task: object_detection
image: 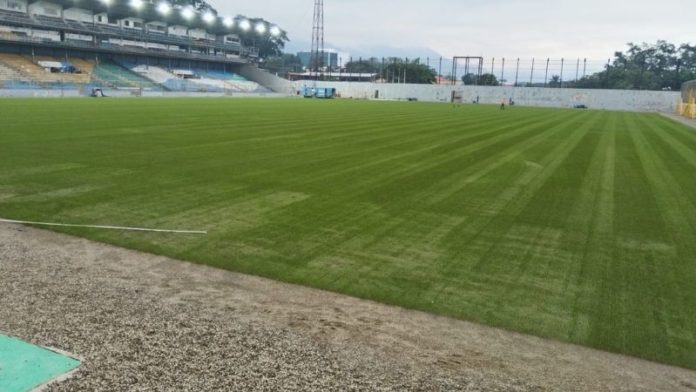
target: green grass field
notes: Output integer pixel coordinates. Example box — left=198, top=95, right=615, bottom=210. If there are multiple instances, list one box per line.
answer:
left=1, top=98, right=695, bottom=368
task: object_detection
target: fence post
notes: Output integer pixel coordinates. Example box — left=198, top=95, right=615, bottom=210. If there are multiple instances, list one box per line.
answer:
left=501, top=57, right=505, bottom=86
left=583, top=58, right=587, bottom=78
left=514, top=58, right=520, bottom=86
left=439, top=57, right=442, bottom=83
left=530, top=58, right=535, bottom=86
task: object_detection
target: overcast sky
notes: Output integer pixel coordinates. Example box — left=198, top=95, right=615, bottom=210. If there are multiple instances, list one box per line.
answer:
left=211, top=0, right=694, bottom=60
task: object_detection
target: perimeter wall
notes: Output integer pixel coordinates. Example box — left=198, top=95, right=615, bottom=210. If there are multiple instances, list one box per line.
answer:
left=295, top=81, right=680, bottom=112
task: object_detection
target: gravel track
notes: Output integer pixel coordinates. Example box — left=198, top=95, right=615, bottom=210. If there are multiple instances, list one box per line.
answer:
left=1, top=223, right=695, bottom=391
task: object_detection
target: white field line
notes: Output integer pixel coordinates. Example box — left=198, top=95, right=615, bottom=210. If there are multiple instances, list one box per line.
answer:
left=0, top=218, right=207, bottom=235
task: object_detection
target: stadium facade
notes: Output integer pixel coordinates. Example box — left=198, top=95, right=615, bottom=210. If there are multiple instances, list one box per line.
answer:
left=0, top=0, right=285, bottom=93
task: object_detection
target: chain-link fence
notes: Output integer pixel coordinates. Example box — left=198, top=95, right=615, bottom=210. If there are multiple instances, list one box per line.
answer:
left=297, top=56, right=612, bottom=87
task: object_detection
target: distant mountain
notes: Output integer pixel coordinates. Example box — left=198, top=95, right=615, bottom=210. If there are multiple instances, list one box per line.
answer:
left=285, top=40, right=445, bottom=62
left=340, top=45, right=445, bottom=61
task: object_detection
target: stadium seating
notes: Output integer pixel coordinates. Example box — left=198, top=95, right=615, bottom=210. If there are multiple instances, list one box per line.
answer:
left=127, top=64, right=223, bottom=92
left=0, top=53, right=274, bottom=93
left=0, top=61, right=26, bottom=81
left=91, top=60, right=161, bottom=90
left=195, top=69, right=269, bottom=93
left=0, top=53, right=91, bottom=84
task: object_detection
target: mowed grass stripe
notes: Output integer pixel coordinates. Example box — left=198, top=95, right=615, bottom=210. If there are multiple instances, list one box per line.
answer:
left=1, top=99, right=696, bottom=369
left=617, top=115, right=692, bottom=365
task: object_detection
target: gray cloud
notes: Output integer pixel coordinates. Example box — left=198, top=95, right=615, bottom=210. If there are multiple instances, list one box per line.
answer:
left=211, top=0, right=695, bottom=59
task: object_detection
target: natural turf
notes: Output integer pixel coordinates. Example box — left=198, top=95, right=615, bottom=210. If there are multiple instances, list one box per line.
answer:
left=1, top=98, right=695, bottom=369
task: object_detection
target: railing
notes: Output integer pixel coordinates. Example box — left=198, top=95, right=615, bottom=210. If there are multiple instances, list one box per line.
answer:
left=0, top=10, right=244, bottom=54
left=0, top=33, right=247, bottom=64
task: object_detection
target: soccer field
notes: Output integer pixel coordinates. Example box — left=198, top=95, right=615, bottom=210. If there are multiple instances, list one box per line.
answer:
left=1, top=98, right=695, bottom=369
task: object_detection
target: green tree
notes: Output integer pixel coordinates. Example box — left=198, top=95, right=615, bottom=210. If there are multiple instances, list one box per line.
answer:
left=548, top=75, right=561, bottom=88
left=345, top=58, right=381, bottom=73
left=235, top=16, right=289, bottom=59
left=262, top=54, right=303, bottom=76
left=383, top=58, right=436, bottom=84
left=461, top=73, right=498, bottom=85
left=567, top=41, right=696, bottom=90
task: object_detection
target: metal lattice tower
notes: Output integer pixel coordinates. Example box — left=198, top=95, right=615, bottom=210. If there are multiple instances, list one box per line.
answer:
left=309, top=0, right=324, bottom=78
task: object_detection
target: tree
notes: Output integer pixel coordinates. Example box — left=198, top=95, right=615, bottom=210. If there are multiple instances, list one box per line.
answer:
left=548, top=75, right=561, bottom=88
left=462, top=73, right=498, bottom=85
left=461, top=73, right=477, bottom=85
left=566, top=41, right=696, bottom=91
left=235, top=16, right=289, bottom=59
left=345, top=58, right=381, bottom=73
left=382, top=58, right=436, bottom=84
left=262, top=54, right=303, bottom=76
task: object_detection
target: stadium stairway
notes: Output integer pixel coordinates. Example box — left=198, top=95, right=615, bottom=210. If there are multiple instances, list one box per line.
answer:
left=194, top=69, right=269, bottom=93
left=128, top=64, right=222, bottom=93
left=91, top=60, right=163, bottom=90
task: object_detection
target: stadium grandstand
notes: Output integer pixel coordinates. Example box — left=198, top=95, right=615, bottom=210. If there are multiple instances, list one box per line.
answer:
left=0, top=0, right=285, bottom=94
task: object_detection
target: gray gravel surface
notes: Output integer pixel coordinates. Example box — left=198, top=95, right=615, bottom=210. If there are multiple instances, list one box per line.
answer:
left=662, top=113, right=696, bottom=129
left=1, top=223, right=695, bottom=391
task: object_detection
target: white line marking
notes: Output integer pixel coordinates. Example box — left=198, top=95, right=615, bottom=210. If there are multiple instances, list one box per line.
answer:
left=0, top=219, right=207, bottom=235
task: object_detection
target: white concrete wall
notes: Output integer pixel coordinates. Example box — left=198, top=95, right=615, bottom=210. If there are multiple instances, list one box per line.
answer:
left=120, top=18, right=144, bottom=30
left=146, top=22, right=166, bottom=34
left=294, top=81, right=680, bottom=112
left=63, top=8, right=93, bottom=23
left=168, top=25, right=187, bottom=37
left=188, top=28, right=206, bottom=40
left=28, top=1, right=61, bottom=17
left=0, top=89, right=290, bottom=98
left=0, top=0, right=27, bottom=13
left=239, top=65, right=295, bottom=94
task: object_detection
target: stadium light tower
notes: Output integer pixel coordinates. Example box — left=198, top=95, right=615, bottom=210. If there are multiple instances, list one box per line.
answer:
left=309, top=0, right=325, bottom=79
left=202, top=11, right=216, bottom=24
left=156, top=1, right=171, bottom=15
left=181, top=6, right=195, bottom=20
left=129, top=0, right=144, bottom=10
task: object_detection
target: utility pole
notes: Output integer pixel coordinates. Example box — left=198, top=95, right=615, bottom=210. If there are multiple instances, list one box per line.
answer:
left=309, top=0, right=324, bottom=81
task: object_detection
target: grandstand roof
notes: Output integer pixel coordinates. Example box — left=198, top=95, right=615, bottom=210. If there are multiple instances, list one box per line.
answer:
left=40, top=0, right=266, bottom=36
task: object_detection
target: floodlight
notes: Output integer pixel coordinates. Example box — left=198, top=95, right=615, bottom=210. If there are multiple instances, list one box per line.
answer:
left=255, top=22, right=266, bottom=34
left=202, top=11, right=215, bottom=24
left=222, top=17, right=234, bottom=28
left=129, top=0, right=143, bottom=10
left=269, top=25, right=281, bottom=36
left=181, top=6, right=195, bottom=20
left=99, top=0, right=111, bottom=6
left=156, top=1, right=171, bottom=15
left=239, top=19, right=251, bottom=31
